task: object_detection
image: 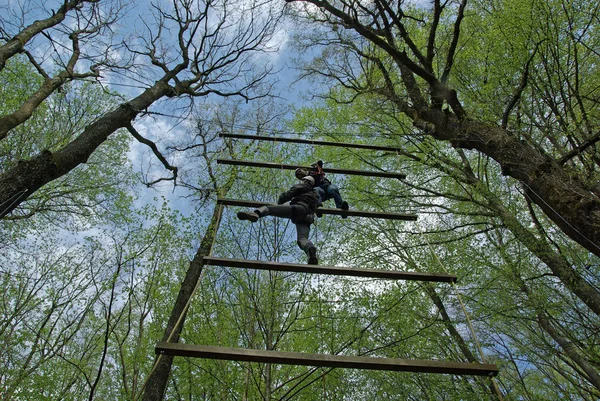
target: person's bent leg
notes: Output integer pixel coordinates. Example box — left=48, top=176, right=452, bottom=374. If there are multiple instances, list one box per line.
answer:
left=314, top=187, right=326, bottom=217
left=327, top=184, right=348, bottom=210
left=315, top=187, right=326, bottom=206
left=296, top=222, right=318, bottom=265
left=237, top=205, right=271, bottom=222
left=240, top=204, right=300, bottom=221
left=265, top=204, right=293, bottom=219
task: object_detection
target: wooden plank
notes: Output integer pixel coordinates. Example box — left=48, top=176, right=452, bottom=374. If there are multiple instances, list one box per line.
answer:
left=155, top=343, right=499, bottom=377
left=219, top=133, right=405, bottom=153
left=218, top=198, right=417, bottom=221
left=217, top=159, right=406, bottom=180
left=204, top=257, right=457, bottom=283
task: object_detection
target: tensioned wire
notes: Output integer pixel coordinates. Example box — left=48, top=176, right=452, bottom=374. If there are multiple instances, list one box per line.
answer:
left=140, top=111, right=600, bottom=256
left=141, top=110, right=600, bottom=256
left=141, top=110, right=600, bottom=257
left=417, top=220, right=504, bottom=400
left=0, top=188, right=28, bottom=217
left=518, top=182, right=600, bottom=254
left=510, top=181, right=600, bottom=283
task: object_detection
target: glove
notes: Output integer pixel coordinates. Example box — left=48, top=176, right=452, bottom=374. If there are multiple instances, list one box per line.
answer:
left=277, top=194, right=286, bottom=204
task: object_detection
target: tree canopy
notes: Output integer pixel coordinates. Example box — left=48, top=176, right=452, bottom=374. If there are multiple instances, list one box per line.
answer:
left=1, top=0, right=599, bottom=400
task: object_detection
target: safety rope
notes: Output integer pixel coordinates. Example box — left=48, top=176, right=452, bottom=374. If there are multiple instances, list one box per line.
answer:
left=0, top=188, right=28, bottom=217
left=417, top=221, right=504, bottom=400
left=519, top=182, right=600, bottom=253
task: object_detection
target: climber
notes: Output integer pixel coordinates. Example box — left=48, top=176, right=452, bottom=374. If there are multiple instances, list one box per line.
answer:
left=237, top=175, right=320, bottom=265
left=295, top=160, right=349, bottom=216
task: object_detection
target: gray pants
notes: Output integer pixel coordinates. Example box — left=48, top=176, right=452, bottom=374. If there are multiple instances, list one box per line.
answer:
left=264, top=205, right=315, bottom=252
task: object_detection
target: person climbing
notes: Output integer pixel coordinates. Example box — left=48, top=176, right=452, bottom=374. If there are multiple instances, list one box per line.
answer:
left=237, top=175, right=320, bottom=265
left=295, top=160, right=349, bottom=216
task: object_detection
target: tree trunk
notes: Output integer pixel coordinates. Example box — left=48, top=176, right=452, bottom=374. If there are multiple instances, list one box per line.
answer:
left=513, top=275, right=600, bottom=393
left=535, top=310, right=600, bottom=393
left=141, top=199, right=228, bottom=400
left=0, top=80, right=174, bottom=218
left=0, top=59, right=96, bottom=141
left=415, top=110, right=600, bottom=259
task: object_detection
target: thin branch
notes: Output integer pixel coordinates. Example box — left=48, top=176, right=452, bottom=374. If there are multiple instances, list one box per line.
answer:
left=126, top=124, right=178, bottom=187
left=0, top=32, right=100, bottom=140
left=427, top=0, right=443, bottom=70
left=558, top=130, right=600, bottom=165
left=440, top=0, right=467, bottom=84
left=376, top=0, right=429, bottom=70
left=501, top=40, right=544, bottom=129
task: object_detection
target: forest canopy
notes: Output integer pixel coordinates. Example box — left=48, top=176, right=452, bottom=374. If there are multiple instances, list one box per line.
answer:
left=1, top=0, right=599, bottom=400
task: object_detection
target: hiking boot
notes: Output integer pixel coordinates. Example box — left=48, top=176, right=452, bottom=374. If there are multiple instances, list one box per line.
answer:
left=255, top=206, right=270, bottom=217
left=340, top=201, right=349, bottom=218
left=307, top=247, right=318, bottom=265
left=237, top=211, right=259, bottom=222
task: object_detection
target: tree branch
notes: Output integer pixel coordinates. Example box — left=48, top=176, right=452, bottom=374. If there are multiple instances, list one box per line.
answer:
left=0, top=0, right=96, bottom=70
left=558, top=130, right=600, bottom=166
left=0, top=33, right=100, bottom=141
left=440, top=0, right=467, bottom=84
left=126, top=124, right=178, bottom=187
left=501, top=40, right=543, bottom=129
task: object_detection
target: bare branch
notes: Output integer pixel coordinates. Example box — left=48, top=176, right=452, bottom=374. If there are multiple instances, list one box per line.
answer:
left=126, top=124, right=178, bottom=188
left=0, top=0, right=282, bottom=217
left=375, top=0, right=430, bottom=71
left=0, top=0, right=98, bottom=70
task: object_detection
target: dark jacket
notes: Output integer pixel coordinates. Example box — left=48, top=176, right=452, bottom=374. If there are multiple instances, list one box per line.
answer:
left=278, top=181, right=319, bottom=212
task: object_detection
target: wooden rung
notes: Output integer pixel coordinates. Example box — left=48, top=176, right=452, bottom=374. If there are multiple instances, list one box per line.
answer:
left=218, top=198, right=417, bottom=221
left=217, top=159, right=406, bottom=180
left=219, top=133, right=406, bottom=153
left=204, top=257, right=457, bottom=283
left=155, top=343, right=498, bottom=377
